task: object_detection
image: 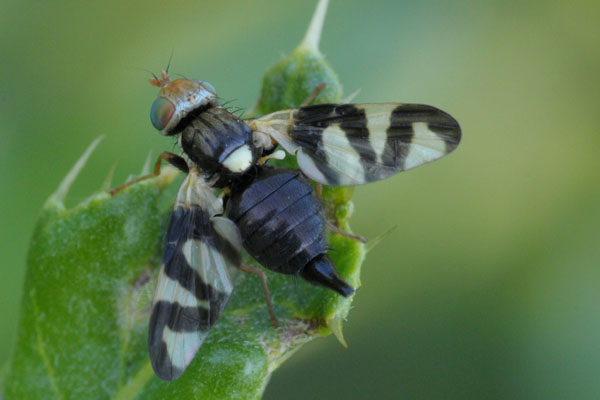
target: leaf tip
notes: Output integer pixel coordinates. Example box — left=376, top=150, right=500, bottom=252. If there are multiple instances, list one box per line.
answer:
left=46, top=136, right=104, bottom=208
left=365, top=225, right=398, bottom=253
left=100, top=160, right=119, bottom=192
left=327, top=313, right=348, bottom=348
left=342, top=88, right=361, bottom=104
left=140, top=151, right=153, bottom=175
left=300, top=0, right=329, bottom=54
left=255, top=0, right=342, bottom=114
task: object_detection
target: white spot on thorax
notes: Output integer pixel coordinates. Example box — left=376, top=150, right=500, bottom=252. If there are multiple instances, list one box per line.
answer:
left=222, top=145, right=253, bottom=173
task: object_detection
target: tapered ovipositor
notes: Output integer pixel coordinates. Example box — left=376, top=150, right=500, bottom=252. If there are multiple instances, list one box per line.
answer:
left=46, top=136, right=104, bottom=209
left=300, top=255, right=354, bottom=297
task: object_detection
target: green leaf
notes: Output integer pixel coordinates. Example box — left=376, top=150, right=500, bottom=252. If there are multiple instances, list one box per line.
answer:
left=2, top=0, right=365, bottom=398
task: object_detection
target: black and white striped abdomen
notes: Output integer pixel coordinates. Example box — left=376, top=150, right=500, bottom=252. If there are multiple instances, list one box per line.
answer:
left=226, top=167, right=328, bottom=275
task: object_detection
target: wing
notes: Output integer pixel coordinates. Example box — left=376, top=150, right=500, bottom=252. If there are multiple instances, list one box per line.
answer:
left=148, top=169, right=242, bottom=381
left=250, top=103, right=461, bottom=186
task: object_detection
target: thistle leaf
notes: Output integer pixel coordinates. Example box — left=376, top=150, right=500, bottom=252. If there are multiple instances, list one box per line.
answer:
left=3, top=1, right=365, bottom=398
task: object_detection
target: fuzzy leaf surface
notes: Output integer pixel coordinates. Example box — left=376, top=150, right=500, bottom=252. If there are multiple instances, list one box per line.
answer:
left=3, top=2, right=365, bottom=397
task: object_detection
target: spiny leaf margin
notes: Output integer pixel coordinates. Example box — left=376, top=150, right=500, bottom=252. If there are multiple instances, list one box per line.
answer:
left=3, top=0, right=366, bottom=398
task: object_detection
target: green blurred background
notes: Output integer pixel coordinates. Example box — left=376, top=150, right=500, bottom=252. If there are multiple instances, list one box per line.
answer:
left=2, top=0, right=599, bottom=398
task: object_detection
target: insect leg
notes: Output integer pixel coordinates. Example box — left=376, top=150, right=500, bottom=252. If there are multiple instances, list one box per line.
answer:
left=257, top=150, right=286, bottom=165
left=110, top=151, right=188, bottom=196
left=218, top=186, right=231, bottom=200
left=315, top=183, right=323, bottom=198
left=300, top=82, right=326, bottom=107
left=240, top=264, right=280, bottom=328
left=327, top=221, right=366, bottom=243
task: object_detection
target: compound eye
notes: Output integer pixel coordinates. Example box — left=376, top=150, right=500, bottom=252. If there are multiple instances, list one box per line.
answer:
left=150, top=97, right=175, bottom=131
left=200, top=81, right=216, bottom=94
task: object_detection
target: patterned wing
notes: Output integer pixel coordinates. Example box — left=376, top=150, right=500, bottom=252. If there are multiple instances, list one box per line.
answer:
left=148, top=169, right=242, bottom=381
left=251, top=103, right=461, bottom=186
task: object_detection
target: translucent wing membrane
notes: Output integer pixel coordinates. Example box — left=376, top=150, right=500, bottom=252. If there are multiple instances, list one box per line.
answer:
left=252, top=103, right=461, bottom=186
left=148, top=169, right=242, bottom=380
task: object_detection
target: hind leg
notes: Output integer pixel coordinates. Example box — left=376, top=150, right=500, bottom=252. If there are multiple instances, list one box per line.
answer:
left=240, top=264, right=280, bottom=329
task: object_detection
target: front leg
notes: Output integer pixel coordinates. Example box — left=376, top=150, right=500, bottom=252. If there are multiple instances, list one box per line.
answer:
left=110, top=151, right=188, bottom=196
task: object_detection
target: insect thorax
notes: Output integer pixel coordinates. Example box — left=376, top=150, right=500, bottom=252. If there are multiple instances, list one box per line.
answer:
left=180, top=106, right=259, bottom=182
